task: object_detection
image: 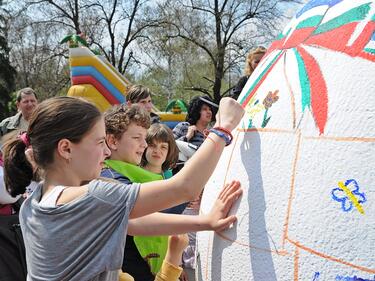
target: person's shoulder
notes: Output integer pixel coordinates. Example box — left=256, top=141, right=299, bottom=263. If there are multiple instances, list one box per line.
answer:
left=88, top=178, right=140, bottom=205
left=0, top=116, right=11, bottom=133
left=0, top=116, right=11, bottom=125
left=3, top=112, right=22, bottom=123
left=88, top=178, right=126, bottom=196
left=174, top=122, right=189, bottom=129
left=162, top=169, right=173, bottom=179
left=100, top=167, right=132, bottom=185
left=100, top=167, right=117, bottom=179
left=0, top=112, right=22, bottom=134
left=231, top=75, right=250, bottom=99
left=20, top=183, right=42, bottom=214
left=150, top=113, right=161, bottom=124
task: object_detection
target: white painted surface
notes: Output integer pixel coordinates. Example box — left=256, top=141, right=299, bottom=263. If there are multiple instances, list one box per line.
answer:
left=197, top=1, right=375, bottom=280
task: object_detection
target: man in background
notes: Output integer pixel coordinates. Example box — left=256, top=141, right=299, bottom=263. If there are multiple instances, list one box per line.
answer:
left=0, top=87, right=38, bottom=135
left=126, top=84, right=160, bottom=124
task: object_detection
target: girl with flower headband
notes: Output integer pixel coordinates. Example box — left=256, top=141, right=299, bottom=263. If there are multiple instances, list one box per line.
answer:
left=2, top=96, right=243, bottom=280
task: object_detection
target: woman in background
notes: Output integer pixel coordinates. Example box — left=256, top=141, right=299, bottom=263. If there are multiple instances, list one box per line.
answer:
left=232, top=46, right=267, bottom=100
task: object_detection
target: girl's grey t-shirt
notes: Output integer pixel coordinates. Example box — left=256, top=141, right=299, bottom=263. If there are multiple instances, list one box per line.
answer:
left=19, top=179, right=140, bottom=281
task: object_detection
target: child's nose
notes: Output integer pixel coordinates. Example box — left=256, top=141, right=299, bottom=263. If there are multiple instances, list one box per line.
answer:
left=142, top=139, right=148, bottom=148
left=104, top=144, right=111, bottom=157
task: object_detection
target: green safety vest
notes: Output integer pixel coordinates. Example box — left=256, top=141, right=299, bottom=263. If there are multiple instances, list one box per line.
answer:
left=104, top=160, right=168, bottom=275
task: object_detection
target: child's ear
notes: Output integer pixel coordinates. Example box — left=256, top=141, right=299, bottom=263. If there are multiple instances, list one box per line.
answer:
left=56, top=139, right=72, bottom=161
left=106, top=134, right=118, bottom=150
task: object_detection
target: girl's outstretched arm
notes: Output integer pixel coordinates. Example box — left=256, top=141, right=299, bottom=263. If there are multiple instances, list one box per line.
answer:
left=130, top=98, right=244, bottom=219
left=128, top=181, right=242, bottom=235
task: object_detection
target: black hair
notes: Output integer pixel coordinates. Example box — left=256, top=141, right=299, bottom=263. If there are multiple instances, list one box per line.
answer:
left=186, top=95, right=216, bottom=125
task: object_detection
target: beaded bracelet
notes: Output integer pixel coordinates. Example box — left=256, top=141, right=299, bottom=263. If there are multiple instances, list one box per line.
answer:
left=213, top=126, right=233, bottom=142
left=208, top=128, right=232, bottom=146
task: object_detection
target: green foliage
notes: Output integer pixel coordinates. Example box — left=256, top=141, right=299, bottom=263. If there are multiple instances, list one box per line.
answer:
left=137, top=68, right=171, bottom=110
left=0, top=1, right=17, bottom=119
left=136, top=37, right=218, bottom=109
left=6, top=90, right=17, bottom=113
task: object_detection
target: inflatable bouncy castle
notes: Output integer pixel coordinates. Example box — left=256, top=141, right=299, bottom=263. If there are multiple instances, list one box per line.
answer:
left=197, top=1, right=375, bottom=280
left=67, top=46, right=130, bottom=112
left=65, top=44, right=186, bottom=125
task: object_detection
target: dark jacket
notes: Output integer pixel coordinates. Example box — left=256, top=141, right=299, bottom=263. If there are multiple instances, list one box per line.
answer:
left=0, top=200, right=27, bottom=281
left=150, top=112, right=160, bottom=124
left=231, top=75, right=249, bottom=100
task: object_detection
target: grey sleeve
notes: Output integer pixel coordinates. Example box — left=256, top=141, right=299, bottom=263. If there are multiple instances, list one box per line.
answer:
left=89, top=179, right=140, bottom=212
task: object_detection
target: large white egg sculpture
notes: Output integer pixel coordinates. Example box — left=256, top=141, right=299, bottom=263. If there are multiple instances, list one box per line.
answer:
left=197, top=1, right=375, bottom=280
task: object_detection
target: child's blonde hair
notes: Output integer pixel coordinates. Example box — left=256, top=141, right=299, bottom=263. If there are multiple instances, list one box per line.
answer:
left=244, top=46, right=267, bottom=76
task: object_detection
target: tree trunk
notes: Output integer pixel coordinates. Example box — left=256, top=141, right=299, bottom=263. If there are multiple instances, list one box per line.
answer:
left=213, top=47, right=225, bottom=104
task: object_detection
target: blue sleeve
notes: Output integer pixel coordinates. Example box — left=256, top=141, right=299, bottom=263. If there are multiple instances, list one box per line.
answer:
left=101, top=168, right=132, bottom=185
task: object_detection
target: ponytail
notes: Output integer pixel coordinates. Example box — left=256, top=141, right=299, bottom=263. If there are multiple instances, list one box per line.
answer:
left=2, top=97, right=102, bottom=196
left=3, top=138, right=33, bottom=196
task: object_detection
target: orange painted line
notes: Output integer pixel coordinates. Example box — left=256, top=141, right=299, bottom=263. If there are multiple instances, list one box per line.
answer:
left=294, top=247, right=299, bottom=281
left=237, top=127, right=296, bottom=134
left=282, top=131, right=302, bottom=248
left=215, top=232, right=291, bottom=257
left=223, top=130, right=241, bottom=184
left=304, top=135, right=375, bottom=143
left=283, top=53, right=296, bottom=129
left=288, top=239, right=375, bottom=274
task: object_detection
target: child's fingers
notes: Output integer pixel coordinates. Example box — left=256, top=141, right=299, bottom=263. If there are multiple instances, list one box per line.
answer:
left=217, top=181, right=231, bottom=198
left=215, top=215, right=237, bottom=232
left=220, top=180, right=241, bottom=201
left=221, top=188, right=243, bottom=215
left=218, top=180, right=238, bottom=198
left=219, top=180, right=240, bottom=200
left=168, top=234, right=189, bottom=252
left=169, top=234, right=189, bottom=246
left=223, top=187, right=243, bottom=204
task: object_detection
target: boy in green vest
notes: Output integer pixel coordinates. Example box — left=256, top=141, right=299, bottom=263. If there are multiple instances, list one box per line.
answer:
left=102, top=104, right=185, bottom=280
left=101, top=104, right=241, bottom=281
left=101, top=104, right=161, bottom=280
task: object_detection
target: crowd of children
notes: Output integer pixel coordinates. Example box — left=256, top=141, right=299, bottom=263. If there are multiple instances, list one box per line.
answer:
left=0, top=84, right=245, bottom=281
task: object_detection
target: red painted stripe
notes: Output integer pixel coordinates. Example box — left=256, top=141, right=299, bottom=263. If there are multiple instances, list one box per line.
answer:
left=267, top=39, right=285, bottom=54
left=358, top=51, right=375, bottom=62
left=296, top=46, right=328, bottom=135
left=306, top=22, right=375, bottom=60
left=348, top=21, right=375, bottom=55
left=72, top=76, right=120, bottom=105
left=242, top=51, right=285, bottom=107
left=283, top=27, right=316, bottom=49
left=306, top=23, right=355, bottom=50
